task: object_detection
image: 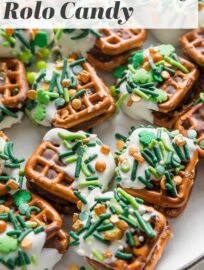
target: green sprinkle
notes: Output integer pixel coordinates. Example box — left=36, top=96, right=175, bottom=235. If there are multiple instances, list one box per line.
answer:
left=126, top=231, right=135, bottom=247
left=65, top=155, right=77, bottom=164
left=33, top=226, right=44, bottom=234
left=92, top=250, right=104, bottom=262
left=69, top=58, right=86, bottom=67
left=69, top=230, right=79, bottom=241
left=97, top=223, right=114, bottom=232
left=164, top=56, right=189, bottom=73
left=172, top=142, right=185, bottom=161
left=0, top=103, right=18, bottom=118
left=63, top=140, right=72, bottom=150
left=16, top=215, right=27, bottom=228
left=138, top=176, right=154, bottom=189
left=79, top=180, right=100, bottom=188
left=87, top=163, right=95, bottom=174
left=26, top=206, right=41, bottom=219
left=49, top=72, right=58, bottom=92
left=59, top=151, right=75, bottom=159
left=70, top=89, right=87, bottom=101
left=58, top=132, right=87, bottom=141
left=73, top=191, right=87, bottom=204
left=115, top=251, right=133, bottom=260
left=86, top=176, right=99, bottom=181
left=84, top=154, right=98, bottom=164
left=141, top=151, right=155, bottom=167
left=131, top=160, right=138, bottom=181
left=153, top=145, right=162, bottom=162
left=17, top=229, right=32, bottom=243
left=115, top=93, right=128, bottom=113
left=81, top=163, right=91, bottom=177
left=183, top=142, right=190, bottom=161
left=115, top=133, right=127, bottom=141
left=134, top=210, right=155, bottom=237
left=117, top=188, right=139, bottom=209
left=93, top=232, right=110, bottom=245
left=64, top=88, right=70, bottom=103
left=60, top=58, right=68, bottom=82
left=133, top=88, right=149, bottom=100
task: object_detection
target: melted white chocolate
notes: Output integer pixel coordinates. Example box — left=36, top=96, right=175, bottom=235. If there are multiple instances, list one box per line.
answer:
left=0, top=223, right=62, bottom=270
left=55, top=30, right=96, bottom=57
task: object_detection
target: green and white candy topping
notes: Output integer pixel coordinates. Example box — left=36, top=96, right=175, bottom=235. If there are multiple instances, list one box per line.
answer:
left=115, top=126, right=198, bottom=197
left=43, top=128, right=116, bottom=193
left=0, top=190, right=62, bottom=270
left=112, top=45, right=190, bottom=122
left=72, top=188, right=157, bottom=264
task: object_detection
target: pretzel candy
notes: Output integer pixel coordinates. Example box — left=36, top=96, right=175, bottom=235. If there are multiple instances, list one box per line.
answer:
left=0, top=29, right=54, bottom=65
left=25, top=128, right=116, bottom=214
left=0, top=191, right=67, bottom=269
left=0, top=131, right=26, bottom=197
left=175, top=101, right=204, bottom=159
left=114, top=44, right=199, bottom=124
left=55, top=29, right=147, bottom=71
left=180, top=28, right=204, bottom=67
left=72, top=188, right=172, bottom=270
left=26, top=57, right=114, bottom=130
left=115, top=126, right=199, bottom=218
left=0, top=58, right=28, bottom=129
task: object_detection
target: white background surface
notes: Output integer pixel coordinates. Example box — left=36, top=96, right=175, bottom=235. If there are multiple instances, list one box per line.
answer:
left=5, top=32, right=204, bottom=270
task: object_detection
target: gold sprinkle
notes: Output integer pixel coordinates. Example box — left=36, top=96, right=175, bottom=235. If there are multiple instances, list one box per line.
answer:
left=94, top=204, right=106, bottom=216
left=71, top=99, right=82, bottom=111
left=27, top=90, right=37, bottom=100
left=6, top=179, right=19, bottom=190
left=131, top=94, right=141, bottom=102
left=116, top=140, right=125, bottom=151
left=95, top=161, right=106, bottom=172
left=161, top=71, right=170, bottom=79
left=173, top=175, right=183, bottom=186
left=100, top=145, right=110, bottom=155
left=20, top=238, right=32, bottom=249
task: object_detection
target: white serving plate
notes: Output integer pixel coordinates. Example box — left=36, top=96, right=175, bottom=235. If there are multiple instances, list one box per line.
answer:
left=5, top=31, right=204, bottom=270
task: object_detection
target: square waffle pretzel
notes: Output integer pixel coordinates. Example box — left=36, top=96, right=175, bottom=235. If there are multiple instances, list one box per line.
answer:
left=53, top=61, right=115, bottom=130
left=0, top=58, right=28, bottom=109
left=157, top=57, right=200, bottom=113
left=180, top=28, right=204, bottom=67
left=87, top=29, right=147, bottom=71
left=175, top=102, right=204, bottom=159
left=86, top=205, right=171, bottom=270
left=152, top=71, right=204, bottom=128
left=96, top=29, right=147, bottom=56
left=122, top=148, right=199, bottom=218
left=25, top=141, right=78, bottom=214
left=5, top=192, right=62, bottom=239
